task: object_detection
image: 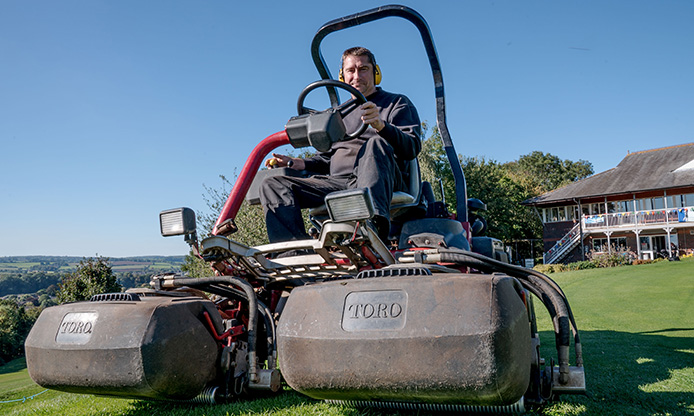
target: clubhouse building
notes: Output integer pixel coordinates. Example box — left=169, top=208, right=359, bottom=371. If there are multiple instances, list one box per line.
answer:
left=523, top=143, right=694, bottom=264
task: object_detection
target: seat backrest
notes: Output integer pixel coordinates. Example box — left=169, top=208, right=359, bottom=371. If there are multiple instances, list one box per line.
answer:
left=405, top=157, right=421, bottom=204
left=393, top=158, right=421, bottom=204
left=389, top=158, right=424, bottom=222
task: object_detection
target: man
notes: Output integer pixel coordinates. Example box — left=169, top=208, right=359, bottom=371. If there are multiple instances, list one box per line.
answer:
left=259, top=46, right=421, bottom=243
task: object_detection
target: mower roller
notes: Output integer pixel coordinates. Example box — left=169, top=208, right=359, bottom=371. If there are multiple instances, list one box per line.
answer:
left=25, top=4, right=585, bottom=412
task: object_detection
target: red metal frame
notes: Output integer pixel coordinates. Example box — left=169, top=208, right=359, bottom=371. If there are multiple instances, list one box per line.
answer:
left=213, top=130, right=290, bottom=235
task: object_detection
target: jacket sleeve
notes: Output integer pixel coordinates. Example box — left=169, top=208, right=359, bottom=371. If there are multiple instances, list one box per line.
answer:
left=378, top=95, right=422, bottom=161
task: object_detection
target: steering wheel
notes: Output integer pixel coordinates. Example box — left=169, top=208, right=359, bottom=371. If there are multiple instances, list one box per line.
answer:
left=296, top=79, right=368, bottom=139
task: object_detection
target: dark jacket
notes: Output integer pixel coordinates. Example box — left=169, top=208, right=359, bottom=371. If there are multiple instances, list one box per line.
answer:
left=302, top=87, right=421, bottom=177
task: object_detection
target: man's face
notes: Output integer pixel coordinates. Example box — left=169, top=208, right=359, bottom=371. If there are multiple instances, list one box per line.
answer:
left=342, top=54, right=377, bottom=97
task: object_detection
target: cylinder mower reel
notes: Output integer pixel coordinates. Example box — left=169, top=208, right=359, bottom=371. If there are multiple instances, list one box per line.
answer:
left=278, top=271, right=533, bottom=408
left=25, top=279, right=281, bottom=403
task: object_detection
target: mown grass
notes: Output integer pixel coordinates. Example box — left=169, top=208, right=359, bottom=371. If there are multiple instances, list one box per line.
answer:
left=2, top=258, right=693, bottom=415
left=534, top=258, right=694, bottom=415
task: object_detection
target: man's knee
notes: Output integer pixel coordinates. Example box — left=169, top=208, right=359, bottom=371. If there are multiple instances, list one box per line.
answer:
left=362, top=135, right=395, bottom=159
left=259, top=176, right=293, bottom=207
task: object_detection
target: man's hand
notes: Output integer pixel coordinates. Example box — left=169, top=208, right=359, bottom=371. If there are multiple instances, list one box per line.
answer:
left=360, top=102, right=385, bottom=132
left=264, top=153, right=305, bottom=170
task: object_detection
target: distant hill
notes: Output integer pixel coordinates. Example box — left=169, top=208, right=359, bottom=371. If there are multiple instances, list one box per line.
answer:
left=0, top=256, right=185, bottom=275
left=0, top=256, right=185, bottom=297
left=0, top=256, right=179, bottom=362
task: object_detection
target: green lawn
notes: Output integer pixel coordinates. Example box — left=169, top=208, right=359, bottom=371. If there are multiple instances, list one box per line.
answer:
left=535, top=258, right=694, bottom=415
left=2, top=258, right=693, bottom=416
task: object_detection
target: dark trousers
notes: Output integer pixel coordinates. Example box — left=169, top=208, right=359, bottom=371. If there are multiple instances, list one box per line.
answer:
left=260, top=136, right=403, bottom=243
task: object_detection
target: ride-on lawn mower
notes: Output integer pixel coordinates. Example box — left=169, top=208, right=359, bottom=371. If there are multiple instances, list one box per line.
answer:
left=25, top=5, right=585, bottom=413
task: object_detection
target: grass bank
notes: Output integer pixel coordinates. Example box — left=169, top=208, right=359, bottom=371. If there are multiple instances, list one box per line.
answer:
left=2, top=259, right=693, bottom=415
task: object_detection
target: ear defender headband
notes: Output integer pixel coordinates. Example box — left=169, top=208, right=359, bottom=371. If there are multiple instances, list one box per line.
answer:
left=338, top=62, right=382, bottom=85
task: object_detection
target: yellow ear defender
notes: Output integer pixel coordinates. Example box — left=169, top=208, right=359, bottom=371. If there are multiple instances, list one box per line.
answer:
left=338, top=64, right=382, bottom=85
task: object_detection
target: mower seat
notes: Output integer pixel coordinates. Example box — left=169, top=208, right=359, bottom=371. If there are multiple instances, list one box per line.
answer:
left=309, top=158, right=422, bottom=221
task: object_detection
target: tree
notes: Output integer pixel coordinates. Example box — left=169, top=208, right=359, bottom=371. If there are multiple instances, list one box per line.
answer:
left=461, top=155, right=538, bottom=241
left=418, top=125, right=455, bottom=207
left=199, top=174, right=269, bottom=247
left=117, top=272, right=155, bottom=289
left=180, top=251, right=215, bottom=278
left=418, top=127, right=592, bottom=262
left=0, top=299, right=33, bottom=364
left=57, top=256, right=122, bottom=304
left=505, top=150, right=593, bottom=196
left=419, top=126, right=534, bottom=240
left=0, top=272, right=61, bottom=297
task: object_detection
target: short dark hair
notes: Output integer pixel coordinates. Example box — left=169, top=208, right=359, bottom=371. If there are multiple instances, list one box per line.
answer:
left=341, top=46, right=377, bottom=68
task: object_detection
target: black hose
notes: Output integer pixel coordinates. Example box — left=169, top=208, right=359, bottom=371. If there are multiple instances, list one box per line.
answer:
left=162, top=276, right=260, bottom=383
left=438, top=248, right=581, bottom=346
left=208, top=284, right=277, bottom=369
left=430, top=248, right=582, bottom=382
left=257, top=300, right=278, bottom=370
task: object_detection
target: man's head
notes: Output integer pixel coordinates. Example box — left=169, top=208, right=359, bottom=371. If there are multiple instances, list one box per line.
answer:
left=339, top=47, right=381, bottom=97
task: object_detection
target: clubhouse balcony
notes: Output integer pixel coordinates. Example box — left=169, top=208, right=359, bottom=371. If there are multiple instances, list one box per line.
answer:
left=544, top=206, right=694, bottom=264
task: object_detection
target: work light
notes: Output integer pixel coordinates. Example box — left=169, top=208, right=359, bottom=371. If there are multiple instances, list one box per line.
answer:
left=159, top=207, right=196, bottom=237
left=325, top=188, right=375, bottom=223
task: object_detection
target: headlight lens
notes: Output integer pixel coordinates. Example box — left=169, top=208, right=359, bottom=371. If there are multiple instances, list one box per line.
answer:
left=159, top=207, right=196, bottom=237
left=325, top=188, right=374, bottom=223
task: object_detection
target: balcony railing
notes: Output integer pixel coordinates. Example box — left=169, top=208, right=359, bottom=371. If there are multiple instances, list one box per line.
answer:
left=543, top=206, right=693, bottom=264
left=583, top=207, right=694, bottom=230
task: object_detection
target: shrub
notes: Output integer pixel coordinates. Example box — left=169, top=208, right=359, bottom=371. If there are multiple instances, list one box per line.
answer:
left=532, top=264, right=554, bottom=274
left=569, top=260, right=596, bottom=270
left=533, top=263, right=567, bottom=274
left=539, top=244, right=636, bottom=273
left=587, top=244, right=634, bottom=268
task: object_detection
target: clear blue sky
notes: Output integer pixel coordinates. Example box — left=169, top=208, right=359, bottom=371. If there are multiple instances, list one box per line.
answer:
left=2, top=0, right=693, bottom=257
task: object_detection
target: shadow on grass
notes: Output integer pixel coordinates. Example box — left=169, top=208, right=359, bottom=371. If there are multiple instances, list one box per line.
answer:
left=112, top=331, right=693, bottom=416
left=639, top=327, right=694, bottom=335
left=541, top=329, right=694, bottom=416
left=117, top=389, right=330, bottom=416
left=0, top=357, right=27, bottom=375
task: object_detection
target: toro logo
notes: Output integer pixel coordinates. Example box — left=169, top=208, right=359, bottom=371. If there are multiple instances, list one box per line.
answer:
left=56, top=312, right=98, bottom=344
left=342, top=290, right=407, bottom=331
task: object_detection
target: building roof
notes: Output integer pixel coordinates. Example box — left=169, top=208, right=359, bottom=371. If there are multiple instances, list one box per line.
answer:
left=524, top=143, right=694, bottom=206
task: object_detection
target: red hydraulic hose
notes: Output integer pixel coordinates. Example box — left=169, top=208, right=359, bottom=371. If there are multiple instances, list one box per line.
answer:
left=213, top=130, right=290, bottom=235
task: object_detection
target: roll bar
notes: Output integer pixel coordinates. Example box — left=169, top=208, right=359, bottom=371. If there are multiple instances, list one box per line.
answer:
left=309, top=4, right=468, bottom=221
